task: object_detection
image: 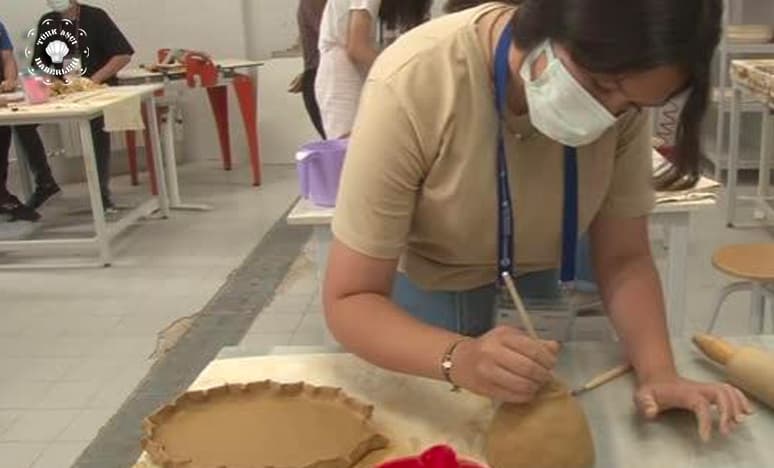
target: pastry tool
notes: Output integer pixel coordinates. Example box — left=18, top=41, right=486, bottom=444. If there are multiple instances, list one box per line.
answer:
left=501, top=272, right=539, bottom=340
left=570, top=363, right=633, bottom=397
left=501, top=272, right=631, bottom=398
left=693, top=333, right=774, bottom=409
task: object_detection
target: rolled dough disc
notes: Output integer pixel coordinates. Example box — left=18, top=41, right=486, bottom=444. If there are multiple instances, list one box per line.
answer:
left=142, top=381, right=389, bottom=468
left=485, top=381, right=595, bottom=468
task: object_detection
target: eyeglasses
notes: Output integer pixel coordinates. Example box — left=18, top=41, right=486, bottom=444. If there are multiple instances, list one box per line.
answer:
left=590, top=73, right=691, bottom=109
left=566, top=58, right=691, bottom=114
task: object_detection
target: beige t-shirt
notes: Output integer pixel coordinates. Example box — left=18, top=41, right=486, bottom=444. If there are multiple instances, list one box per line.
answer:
left=332, top=3, right=655, bottom=291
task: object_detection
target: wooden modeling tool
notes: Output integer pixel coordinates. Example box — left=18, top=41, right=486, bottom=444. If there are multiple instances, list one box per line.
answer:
left=693, top=333, right=774, bottom=409
left=570, top=364, right=633, bottom=397
left=500, top=272, right=630, bottom=397
left=501, top=272, right=539, bottom=340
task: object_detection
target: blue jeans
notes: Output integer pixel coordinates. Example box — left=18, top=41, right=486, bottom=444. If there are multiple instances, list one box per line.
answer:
left=392, top=237, right=597, bottom=336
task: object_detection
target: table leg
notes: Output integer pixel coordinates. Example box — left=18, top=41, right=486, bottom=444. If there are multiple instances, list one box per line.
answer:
left=125, top=130, right=140, bottom=186
left=714, top=43, right=728, bottom=181
left=160, top=102, right=211, bottom=211
left=665, top=213, right=690, bottom=336
left=314, top=226, right=332, bottom=282
left=162, top=103, right=181, bottom=207
left=140, top=104, right=159, bottom=196
left=233, top=74, right=261, bottom=186
left=206, top=86, right=232, bottom=171
left=11, top=130, right=34, bottom=200
left=146, top=97, right=171, bottom=218
left=755, top=110, right=773, bottom=221
left=314, top=227, right=337, bottom=346
left=726, top=86, right=742, bottom=228
left=771, top=297, right=774, bottom=334
left=78, top=119, right=110, bottom=266
left=750, top=284, right=766, bottom=334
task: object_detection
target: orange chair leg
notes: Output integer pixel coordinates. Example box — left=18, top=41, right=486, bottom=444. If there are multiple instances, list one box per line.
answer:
left=126, top=131, right=139, bottom=186
left=206, top=85, right=232, bottom=171
left=140, top=104, right=159, bottom=196
left=233, top=74, right=261, bottom=186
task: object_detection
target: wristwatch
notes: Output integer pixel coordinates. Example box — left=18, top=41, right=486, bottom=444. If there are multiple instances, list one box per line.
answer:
left=441, top=339, right=468, bottom=392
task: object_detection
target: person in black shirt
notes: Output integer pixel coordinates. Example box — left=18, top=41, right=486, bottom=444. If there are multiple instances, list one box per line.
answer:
left=35, top=0, right=134, bottom=211
left=0, top=20, right=59, bottom=222
left=290, top=0, right=327, bottom=140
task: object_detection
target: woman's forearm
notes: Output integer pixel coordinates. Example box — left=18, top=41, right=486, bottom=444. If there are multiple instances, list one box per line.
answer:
left=90, top=55, right=131, bottom=85
left=597, top=254, right=678, bottom=383
left=326, top=293, right=462, bottom=380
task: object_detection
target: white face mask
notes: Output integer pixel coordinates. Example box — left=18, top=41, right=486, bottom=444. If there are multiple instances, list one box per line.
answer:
left=47, top=0, right=72, bottom=13
left=520, top=40, right=617, bottom=147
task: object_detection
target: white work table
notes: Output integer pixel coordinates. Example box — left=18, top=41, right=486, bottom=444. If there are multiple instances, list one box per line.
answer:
left=726, top=59, right=774, bottom=228
left=0, top=84, right=169, bottom=267
left=116, top=57, right=266, bottom=194
left=117, top=59, right=264, bottom=83
left=287, top=190, right=716, bottom=338
left=135, top=336, right=774, bottom=467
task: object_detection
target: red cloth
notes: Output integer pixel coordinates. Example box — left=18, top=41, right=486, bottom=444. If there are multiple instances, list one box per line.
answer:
left=377, top=445, right=486, bottom=468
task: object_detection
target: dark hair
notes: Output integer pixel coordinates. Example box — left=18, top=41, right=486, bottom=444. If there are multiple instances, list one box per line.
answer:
left=379, top=0, right=433, bottom=31
left=511, top=0, right=722, bottom=190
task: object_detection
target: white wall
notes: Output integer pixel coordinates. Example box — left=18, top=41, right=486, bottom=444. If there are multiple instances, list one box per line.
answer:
left=99, top=0, right=248, bottom=63
left=741, top=1, right=774, bottom=23
left=259, top=57, right=319, bottom=164
left=241, top=0, right=446, bottom=61
left=2, top=1, right=51, bottom=71
left=243, top=0, right=300, bottom=60
left=0, top=0, right=248, bottom=64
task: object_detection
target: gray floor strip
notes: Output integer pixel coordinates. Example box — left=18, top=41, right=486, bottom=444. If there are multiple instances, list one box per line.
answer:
left=72, top=211, right=312, bottom=468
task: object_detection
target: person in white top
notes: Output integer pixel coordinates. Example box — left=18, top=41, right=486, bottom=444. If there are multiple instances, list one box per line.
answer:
left=315, top=0, right=431, bottom=139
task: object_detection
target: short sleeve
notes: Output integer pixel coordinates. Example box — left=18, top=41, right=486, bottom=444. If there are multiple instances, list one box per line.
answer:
left=0, top=22, right=12, bottom=51
left=597, top=110, right=656, bottom=219
left=332, top=78, right=429, bottom=259
left=97, top=10, right=134, bottom=57
left=349, top=0, right=381, bottom=20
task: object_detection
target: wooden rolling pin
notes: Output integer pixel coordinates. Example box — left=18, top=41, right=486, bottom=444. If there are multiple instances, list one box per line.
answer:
left=693, top=334, right=774, bottom=409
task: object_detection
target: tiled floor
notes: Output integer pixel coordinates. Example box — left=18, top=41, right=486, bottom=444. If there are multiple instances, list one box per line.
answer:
left=0, top=160, right=299, bottom=468
left=241, top=241, right=325, bottom=349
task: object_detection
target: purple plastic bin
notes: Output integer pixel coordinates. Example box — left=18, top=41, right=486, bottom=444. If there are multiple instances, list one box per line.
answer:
left=296, top=139, right=348, bottom=207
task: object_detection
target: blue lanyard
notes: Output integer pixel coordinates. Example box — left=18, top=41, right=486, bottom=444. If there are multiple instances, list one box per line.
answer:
left=494, top=23, right=578, bottom=286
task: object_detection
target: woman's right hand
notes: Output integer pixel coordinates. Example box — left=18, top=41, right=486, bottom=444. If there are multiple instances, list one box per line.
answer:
left=0, top=80, right=16, bottom=93
left=452, top=326, right=560, bottom=403
left=287, top=73, right=303, bottom=93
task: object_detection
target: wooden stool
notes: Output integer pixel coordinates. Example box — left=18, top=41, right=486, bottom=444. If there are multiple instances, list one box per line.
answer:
left=708, top=243, right=774, bottom=333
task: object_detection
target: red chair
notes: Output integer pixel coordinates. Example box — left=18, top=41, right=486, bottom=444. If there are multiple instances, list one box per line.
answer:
left=124, top=48, right=262, bottom=196
left=185, top=52, right=262, bottom=186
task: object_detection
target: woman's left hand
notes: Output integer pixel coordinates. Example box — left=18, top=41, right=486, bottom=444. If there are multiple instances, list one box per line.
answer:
left=634, top=375, right=754, bottom=442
